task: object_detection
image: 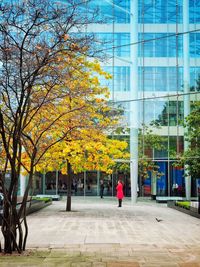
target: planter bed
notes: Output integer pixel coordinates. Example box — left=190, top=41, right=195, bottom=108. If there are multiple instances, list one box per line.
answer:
left=36, top=194, right=60, bottom=201
left=0, top=198, right=52, bottom=225
left=168, top=201, right=200, bottom=219
left=156, top=196, right=184, bottom=203
left=156, top=196, right=197, bottom=203
left=23, top=198, right=52, bottom=215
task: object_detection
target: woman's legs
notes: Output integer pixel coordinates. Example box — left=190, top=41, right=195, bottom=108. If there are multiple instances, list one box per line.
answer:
left=118, top=199, right=122, bottom=207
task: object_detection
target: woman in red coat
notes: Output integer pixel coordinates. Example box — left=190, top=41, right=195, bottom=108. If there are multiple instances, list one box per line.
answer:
left=116, top=180, right=124, bottom=207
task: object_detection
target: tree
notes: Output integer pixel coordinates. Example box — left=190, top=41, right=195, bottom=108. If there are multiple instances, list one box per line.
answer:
left=190, top=74, right=200, bottom=92
left=173, top=101, right=200, bottom=212
left=19, top=57, right=128, bottom=212
left=173, top=75, right=200, bottom=210
left=183, top=101, right=200, bottom=180
left=0, top=0, right=104, bottom=253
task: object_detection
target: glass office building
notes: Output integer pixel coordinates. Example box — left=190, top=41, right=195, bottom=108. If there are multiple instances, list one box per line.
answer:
left=83, top=0, right=200, bottom=200
left=17, top=0, right=200, bottom=200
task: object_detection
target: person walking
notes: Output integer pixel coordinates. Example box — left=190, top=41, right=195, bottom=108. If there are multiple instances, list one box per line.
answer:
left=116, top=180, right=124, bottom=207
left=100, top=179, right=104, bottom=198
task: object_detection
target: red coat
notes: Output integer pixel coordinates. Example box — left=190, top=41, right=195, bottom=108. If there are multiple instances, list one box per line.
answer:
left=116, top=182, right=124, bottom=199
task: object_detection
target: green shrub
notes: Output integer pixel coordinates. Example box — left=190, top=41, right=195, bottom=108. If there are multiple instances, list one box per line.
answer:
left=32, top=197, right=52, bottom=203
left=176, top=201, right=190, bottom=210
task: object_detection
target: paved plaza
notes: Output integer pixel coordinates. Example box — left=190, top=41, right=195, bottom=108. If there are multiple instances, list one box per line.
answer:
left=1, top=197, right=200, bottom=266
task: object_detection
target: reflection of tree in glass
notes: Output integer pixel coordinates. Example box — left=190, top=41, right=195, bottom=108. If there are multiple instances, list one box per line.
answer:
left=138, top=124, right=166, bottom=191
left=183, top=101, right=200, bottom=179
left=190, top=74, right=200, bottom=92
left=111, top=125, right=166, bottom=195
left=154, top=101, right=184, bottom=127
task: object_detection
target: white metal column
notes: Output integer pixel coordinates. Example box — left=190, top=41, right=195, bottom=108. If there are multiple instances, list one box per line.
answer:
left=42, top=172, right=46, bottom=194
left=183, top=0, right=191, bottom=200
left=20, top=173, right=26, bottom=196
left=97, top=170, right=100, bottom=196
left=56, top=170, right=58, bottom=195
left=130, top=0, right=138, bottom=204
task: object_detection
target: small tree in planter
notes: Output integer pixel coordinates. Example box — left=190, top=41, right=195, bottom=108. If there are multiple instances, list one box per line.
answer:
left=183, top=101, right=200, bottom=213
left=173, top=99, right=200, bottom=213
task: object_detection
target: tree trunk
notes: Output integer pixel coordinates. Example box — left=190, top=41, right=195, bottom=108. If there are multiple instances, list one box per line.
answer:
left=2, top=168, right=33, bottom=253
left=2, top=165, right=22, bottom=253
left=2, top=200, right=21, bottom=253
left=198, top=194, right=200, bottom=214
left=66, top=161, right=72, bottom=211
left=66, top=195, right=71, bottom=211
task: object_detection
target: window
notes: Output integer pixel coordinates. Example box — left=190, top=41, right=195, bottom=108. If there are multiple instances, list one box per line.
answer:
left=94, top=33, right=130, bottom=58
left=190, top=33, right=200, bottom=58
left=139, top=67, right=183, bottom=92
left=100, top=66, right=130, bottom=92
left=138, top=0, right=182, bottom=24
left=189, top=0, right=200, bottom=23
left=87, top=1, right=130, bottom=23
left=138, top=33, right=183, bottom=57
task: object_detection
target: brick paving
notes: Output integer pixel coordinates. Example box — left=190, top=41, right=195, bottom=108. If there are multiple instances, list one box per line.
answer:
left=0, top=197, right=200, bottom=266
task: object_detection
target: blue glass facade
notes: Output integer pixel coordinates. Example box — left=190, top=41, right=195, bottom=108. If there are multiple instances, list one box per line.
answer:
left=95, top=33, right=130, bottom=57
left=46, top=0, right=200, bottom=198
left=138, top=67, right=183, bottom=92
left=100, top=66, right=130, bottom=92
left=189, top=0, right=200, bottom=23
left=190, top=33, right=200, bottom=57
left=87, top=0, right=130, bottom=23
left=139, top=33, right=183, bottom=57
left=138, top=0, right=183, bottom=24
left=90, top=0, right=200, bottom=198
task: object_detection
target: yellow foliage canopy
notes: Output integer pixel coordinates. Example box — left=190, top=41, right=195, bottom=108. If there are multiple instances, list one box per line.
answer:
left=1, top=51, right=129, bottom=176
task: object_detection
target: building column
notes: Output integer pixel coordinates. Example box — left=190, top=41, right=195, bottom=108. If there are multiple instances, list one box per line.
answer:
left=56, top=170, right=58, bottom=195
left=20, top=173, right=26, bottom=196
left=42, top=172, right=46, bottom=194
left=130, top=0, right=138, bottom=204
left=183, top=0, right=191, bottom=200
left=84, top=171, right=86, bottom=198
left=97, top=170, right=100, bottom=196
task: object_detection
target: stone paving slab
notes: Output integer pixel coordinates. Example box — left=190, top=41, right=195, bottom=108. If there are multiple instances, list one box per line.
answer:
left=0, top=197, right=200, bottom=266
left=1, top=246, right=200, bottom=266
